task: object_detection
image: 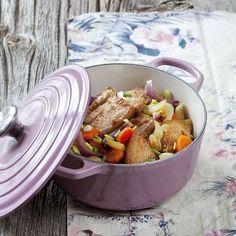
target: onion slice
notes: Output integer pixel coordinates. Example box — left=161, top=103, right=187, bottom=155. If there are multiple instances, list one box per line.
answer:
left=109, top=123, right=129, bottom=137
left=145, top=80, right=164, bottom=102
left=153, top=112, right=161, bottom=121
left=76, top=131, right=104, bottom=157
left=89, top=96, right=97, bottom=105
left=170, top=99, right=179, bottom=108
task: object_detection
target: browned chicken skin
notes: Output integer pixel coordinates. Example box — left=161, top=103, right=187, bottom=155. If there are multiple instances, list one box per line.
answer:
left=161, top=119, right=193, bottom=152
left=125, top=88, right=149, bottom=110
left=130, top=112, right=152, bottom=126
left=90, top=96, right=136, bottom=135
left=85, top=87, right=115, bottom=123
left=85, top=87, right=148, bottom=135
left=125, top=120, right=156, bottom=164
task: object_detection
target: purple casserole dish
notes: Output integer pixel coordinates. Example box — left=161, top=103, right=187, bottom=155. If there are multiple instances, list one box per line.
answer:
left=54, top=57, right=207, bottom=211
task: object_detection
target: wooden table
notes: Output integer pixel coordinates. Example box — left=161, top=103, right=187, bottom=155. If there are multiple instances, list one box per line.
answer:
left=0, top=1, right=235, bottom=235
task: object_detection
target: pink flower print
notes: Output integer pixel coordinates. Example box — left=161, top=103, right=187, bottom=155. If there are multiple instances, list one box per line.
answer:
left=129, top=27, right=174, bottom=49
left=231, top=149, right=236, bottom=155
left=212, top=149, right=229, bottom=160
left=214, top=130, right=225, bottom=140
left=225, top=180, right=236, bottom=193
left=151, top=30, right=173, bottom=44
left=204, top=229, right=224, bottom=236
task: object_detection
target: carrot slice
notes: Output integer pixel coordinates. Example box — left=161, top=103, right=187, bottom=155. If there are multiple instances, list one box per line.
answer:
left=82, top=127, right=100, bottom=140
left=176, top=135, right=192, bottom=152
left=106, top=149, right=124, bottom=163
left=116, top=127, right=133, bottom=144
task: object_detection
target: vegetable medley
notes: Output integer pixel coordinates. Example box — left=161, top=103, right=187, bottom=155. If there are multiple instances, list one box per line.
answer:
left=71, top=80, right=193, bottom=164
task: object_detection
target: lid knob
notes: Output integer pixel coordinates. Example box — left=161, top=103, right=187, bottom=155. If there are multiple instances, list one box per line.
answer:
left=0, top=105, right=24, bottom=138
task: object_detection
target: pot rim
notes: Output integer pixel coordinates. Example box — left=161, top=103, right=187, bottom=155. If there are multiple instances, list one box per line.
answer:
left=75, top=62, right=207, bottom=168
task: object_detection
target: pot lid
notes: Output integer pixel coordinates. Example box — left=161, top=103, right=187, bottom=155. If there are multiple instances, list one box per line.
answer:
left=0, top=65, right=90, bottom=218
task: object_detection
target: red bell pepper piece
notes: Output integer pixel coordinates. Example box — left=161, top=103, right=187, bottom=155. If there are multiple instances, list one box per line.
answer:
left=116, top=127, right=133, bottom=144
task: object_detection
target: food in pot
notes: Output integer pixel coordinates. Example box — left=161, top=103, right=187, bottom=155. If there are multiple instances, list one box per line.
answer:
left=71, top=80, right=193, bottom=164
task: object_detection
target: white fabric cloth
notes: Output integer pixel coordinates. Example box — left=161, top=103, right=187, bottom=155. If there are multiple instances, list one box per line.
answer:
left=67, top=11, right=236, bottom=236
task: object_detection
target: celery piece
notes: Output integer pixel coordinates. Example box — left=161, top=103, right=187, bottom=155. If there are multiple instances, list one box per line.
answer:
left=85, top=142, right=94, bottom=151
left=93, top=136, right=102, bottom=144
left=152, top=148, right=161, bottom=157
left=105, top=136, right=126, bottom=151
left=71, top=145, right=81, bottom=155
left=87, top=156, right=102, bottom=162
left=123, top=119, right=133, bottom=127
left=149, top=99, right=158, bottom=106
left=144, top=159, right=156, bottom=163
left=123, top=91, right=131, bottom=97
left=104, top=134, right=114, bottom=140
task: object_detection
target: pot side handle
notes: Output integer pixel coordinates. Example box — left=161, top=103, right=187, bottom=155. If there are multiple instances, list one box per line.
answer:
left=55, top=160, right=110, bottom=180
left=146, top=57, right=204, bottom=92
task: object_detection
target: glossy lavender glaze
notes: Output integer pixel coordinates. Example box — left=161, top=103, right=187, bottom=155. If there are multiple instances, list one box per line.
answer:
left=0, top=65, right=90, bottom=219
left=55, top=138, right=203, bottom=210
left=146, top=57, right=204, bottom=92
left=54, top=59, right=207, bottom=210
left=0, top=106, right=24, bottom=138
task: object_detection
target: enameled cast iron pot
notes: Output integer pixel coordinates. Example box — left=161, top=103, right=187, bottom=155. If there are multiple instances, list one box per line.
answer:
left=55, top=57, right=207, bottom=211
left=0, top=57, right=206, bottom=218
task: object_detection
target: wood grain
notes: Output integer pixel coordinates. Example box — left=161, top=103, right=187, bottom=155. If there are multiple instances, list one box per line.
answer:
left=191, top=0, right=236, bottom=12
left=3, top=34, right=35, bottom=104
left=0, top=0, right=236, bottom=235
left=0, top=0, right=68, bottom=235
left=119, top=0, right=193, bottom=12
left=0, top=24, right=8, bottom=106
left=69, top=0, right=193, bottom=15
left=0, top=182, right=66, bottom=236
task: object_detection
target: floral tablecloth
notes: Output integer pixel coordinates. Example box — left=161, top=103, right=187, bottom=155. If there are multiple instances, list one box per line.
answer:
left=67, top=11, right=236, bottom=236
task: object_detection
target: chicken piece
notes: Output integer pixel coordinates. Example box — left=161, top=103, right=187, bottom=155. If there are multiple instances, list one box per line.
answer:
left=86, top=87, right=115, bottom=122
left=85, top=87, right=148, bottom=135
left=85, top=103, right=105, bottom=124
left=125, top=120, right=156, bottom=164
left=88, top=96, right=136, bottom=135
left=161, top=119, right=193, bottom=152
left=125, top=88, right=149, bottom=111
left=130, top=112, right=152, bottom=126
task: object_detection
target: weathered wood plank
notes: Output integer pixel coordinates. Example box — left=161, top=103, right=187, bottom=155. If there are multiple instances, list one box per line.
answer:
left=70, top=0, right=193, bottom=15
left=0, top=24, right=8, bottom=106
left=0, top=0, right=19, bottom=33
left=28, top=0, right=68, bottom=88
left=69, top=0, right=236, bottom=16
left=69, top=0, right=98, bottom=16
left=3, top=34, right=35, bottom=105
left=0, top=181, right=66, bottom=236
left=191, top=0, right=236, bottom=12
left=119, top=0, right=193, bottom=12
